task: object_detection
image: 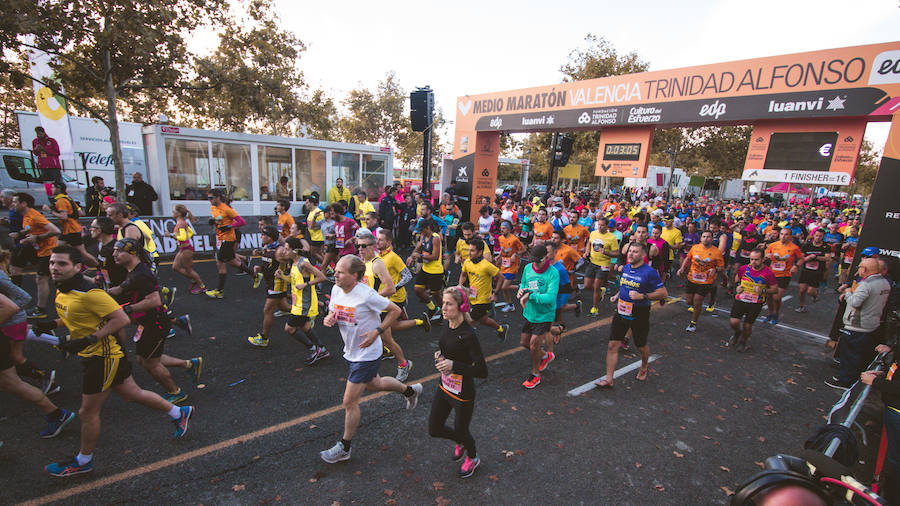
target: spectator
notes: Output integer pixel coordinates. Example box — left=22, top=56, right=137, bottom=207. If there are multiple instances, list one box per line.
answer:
left=353, top=188, right=374, bottom=222
left=276, top=176, right=291, bottom=200
left=827, top=258, right=891, bottom=390
left=328, top=177, right=352, bottom=205
left=31, top=127, right=62, bottom=184
left=84, top=176, right=113, bottom=217
left=125, top=172, right=158, bottom=216
left=379, top=185, right=397, bottom=230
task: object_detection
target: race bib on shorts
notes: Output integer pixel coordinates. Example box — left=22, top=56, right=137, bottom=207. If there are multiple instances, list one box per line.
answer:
left=441, top=373, right=463, bottom=395
left=617, top=299, right=633, bottom=316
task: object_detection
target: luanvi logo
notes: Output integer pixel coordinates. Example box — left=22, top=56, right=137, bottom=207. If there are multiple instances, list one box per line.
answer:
left=489, top=117, right=503, bottom=129
left=768, top=97, right=823, bottom=112
left=577, top=112, right=591, bottom=124
left=458, top=100, right=473, bottom=115
left=698, top=99, right=727, bottom=119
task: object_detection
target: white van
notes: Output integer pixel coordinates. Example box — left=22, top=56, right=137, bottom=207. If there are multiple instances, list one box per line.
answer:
left=0, top=147, right=85, bottom=206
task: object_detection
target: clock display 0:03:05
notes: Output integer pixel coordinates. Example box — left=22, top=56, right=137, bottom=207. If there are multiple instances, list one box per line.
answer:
left=603, top=143, right=641, bottom=161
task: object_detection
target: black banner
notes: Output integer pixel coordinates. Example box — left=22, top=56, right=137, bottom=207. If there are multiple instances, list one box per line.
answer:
left=451, top=153, right=476, bottom=223
left=855, top=155, right=900, bottom=262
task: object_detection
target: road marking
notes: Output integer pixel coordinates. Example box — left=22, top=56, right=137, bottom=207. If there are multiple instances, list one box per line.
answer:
left=19, top=310, right=632, bottom=505
left=567, top=355, right=661, bottom=397
left=706, top=305, right=829, bottom=343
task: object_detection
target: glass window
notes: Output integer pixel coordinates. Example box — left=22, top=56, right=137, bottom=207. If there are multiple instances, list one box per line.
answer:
left=361, top=154, right=388, bottom=201
left=295, top=148, right=326, bottom=200
left=2, top=155, right=40, bottom=181
left=331, top=152, right=360, bottom=193
left=211, top=142, right=252, bottom=201
left=257, top=146, right=292, bottom=201
left=165, top=139, right=210, bottom=200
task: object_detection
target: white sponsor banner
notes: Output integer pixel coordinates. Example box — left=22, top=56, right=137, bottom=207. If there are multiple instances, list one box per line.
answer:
left=27, top=47, right=74, bottom=160
left=741, top=169, right=851, bottom=186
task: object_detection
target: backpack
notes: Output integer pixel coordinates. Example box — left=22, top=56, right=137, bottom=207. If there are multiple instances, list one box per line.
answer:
left=57, top=195, right=83, bottom=219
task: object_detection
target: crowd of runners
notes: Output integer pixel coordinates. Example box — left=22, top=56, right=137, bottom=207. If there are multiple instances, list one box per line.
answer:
left=2, top=178, right=898, bottom=484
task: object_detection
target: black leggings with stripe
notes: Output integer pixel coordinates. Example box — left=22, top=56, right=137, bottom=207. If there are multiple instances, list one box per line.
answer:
left=428, top=388, right=476, bottom=458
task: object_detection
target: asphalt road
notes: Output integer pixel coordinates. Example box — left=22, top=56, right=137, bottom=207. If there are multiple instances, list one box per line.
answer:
left=1, top=259, right=855, bottom=505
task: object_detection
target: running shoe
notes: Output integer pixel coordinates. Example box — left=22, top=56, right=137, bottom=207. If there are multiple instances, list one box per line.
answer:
left=320, top=441, right=351, bottom=463
left=762, top=315, right=774, bottom=324
left=304, top=347, right=320, bottom=365
left=685, top=322, right=697, bottom=333
left=502, top=304, right=515, bottom=313
left=726, top=333, right=740, bottom=348
left=164, top=286, right=177, bottom=308
left=421, top=312, right=432, bottom=332
left=248, top=333, right=269, bottom=347
left=574, top=300, right=582, bottom=318
left=396, top=359, right=412, bottom=382
left=687, top=306, right=695, bottom=313
left=538, top=352, right=555, bottom=372
left=172, top=406, right=193, bottom=438
left=458, top=455, right=480, bottom=479
left=27, top=307, right=48, bottom=319
left=494, top=301, right=508, bottom=309
left=452, top=444, right=465, bottom=462
left=406, top=383, right=423, bottom=409
left=497, top=324, right=508, bottom=342
left=164, top=390, right=189, bottom=405
left=589, top=306, right=599, bottom=316
left=771, top=317, right=779, bottom=325
left=40, top=369, right=57, bottom=395
left=273, top=310, right=290, bottom=317
left=188, top=357, right=203, bottom=384
left=45, top=457, right=93, bottom=477
left=522, top=374, right=541, bottom=389
left=705, top=304, right=715, bottom=313
left=427, top=305, right=440, bottom=320
left=252, top=272, right=264, bottom=289
left=41, top=409, right=76, bottom=438
left=190, top=285, right=206, bottom=295
left=795, top=306, right=807, bottom=313
left=44, top=382, right=60, bottom=395
left=166, top=328, right=176, bottom=339
left=204, top=289, right=224, bottom=299
left=382, top=346, right=395, bottom=360
left=174, top=315, right=192, bottom=336
left=315, top=347, right=330, bottom=361
left=824, top=377, right=850, bottom=391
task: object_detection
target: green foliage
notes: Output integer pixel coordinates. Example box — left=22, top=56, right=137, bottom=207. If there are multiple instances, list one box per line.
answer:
left=849, top=139, right=879, bottom=196
left=0, top=60, right=33, bottom=147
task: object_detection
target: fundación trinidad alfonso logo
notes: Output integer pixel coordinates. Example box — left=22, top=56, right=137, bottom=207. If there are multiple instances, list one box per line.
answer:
left=458, top=100, right=472, bottom=115
left=578, top=112, right=591, bottom=124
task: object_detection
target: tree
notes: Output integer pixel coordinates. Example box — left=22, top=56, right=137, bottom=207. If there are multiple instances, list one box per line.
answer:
left=1, top=0, right=228, bottom=199
left=849, top=139, right=880, bottom=196
left=0, top=60, right=33, bottom=147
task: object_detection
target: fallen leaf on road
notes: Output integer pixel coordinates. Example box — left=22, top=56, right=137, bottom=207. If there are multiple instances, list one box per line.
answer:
left=510, top=406, right=518, bottom=411
left=514, top=450, right=525, bottom=456
left=655, top=484, right=666, bottom=492
left=546, top=411, right=554, bottom=415
left=755, top=461, right=765, bottom=469
left=673, top=451, right=684, bottom=458
left=384, top=500, right=397, bottom=506
left=719, top=466, right=730, bottom=472
left=807, top=387, right=816, bottom=392
left=758, top=436, right=766, bottom=443
left=721, top=486, right=735, bottom=496
left=433, top=481, right=445, bottom=491
left=404, top=454, right=413, bottom=462
left=403, top=469, right=414, bottom=478
left=355, top=471, right=362, bottom=476
left=384, top=490, right=394, bottom=497
left=489, top=474, right=499, bottom=481
left=309, top=471, right=324, bottom=483
left=435, top=496, right=451, bottom=506
left=786, top=377, right=797, bottom=385
left=232, top=484, right=246, bottom=491
left=635, top=462, right=643, bottom=469
left=702, top=435, right=712, bottom=440
left=309, top=424, right=317, bottom=429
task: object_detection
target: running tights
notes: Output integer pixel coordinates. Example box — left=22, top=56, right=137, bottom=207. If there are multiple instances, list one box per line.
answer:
left=428, top=389, right=476, bottom=457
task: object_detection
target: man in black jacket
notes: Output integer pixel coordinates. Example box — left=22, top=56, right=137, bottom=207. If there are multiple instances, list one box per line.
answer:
left=125, top=173, right=158, bottom=216
left=379, top=186, right=397, bottom=231
left=85, top=176, right=113, bottom=217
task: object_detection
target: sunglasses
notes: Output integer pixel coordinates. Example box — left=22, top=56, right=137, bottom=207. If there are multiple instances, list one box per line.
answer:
left=207, top=196, right=216, bottom=200
left=359, top=243, right=375, bottom=248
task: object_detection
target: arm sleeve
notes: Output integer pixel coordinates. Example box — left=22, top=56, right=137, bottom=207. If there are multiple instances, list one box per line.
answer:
left=452, top=329, right=488, bottom=379
left=396, top=266, right=414, bottom=288
left=0, top=274, right=31, bottom=309
left=232, top=215, right=246, bottom=228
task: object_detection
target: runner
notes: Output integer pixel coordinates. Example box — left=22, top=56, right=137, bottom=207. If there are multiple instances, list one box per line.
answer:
left=164, top=204, right=206, bottom=294
left=374, top=228, right=431, bottom=336
left=275, top=199, right=295, bottom=239
left=584, top=217, right=619, bottom=316
left=796, top=227, right=831, bottom=313
left=550, top=231, right=581, bottom=316
left=247, top=226, right=294, bottom=347
left=107, top=238, right=201, bottom=405
left=678, top=230, right=724, bottom=332
left=319, top=255, right=423, bottom=464
left=458, top=237, right=508, bottom=341
left=44, top=181, right=97, bottom=266
left=90, top=217, right=128, bottom=289
left=37, top=245, right=193, bottom=477
left=204, top=190, right=261, bottom=299
left=659, top=213, right=683, bottom=282
left=429, top=286, right=488, bottom=479
left=839, top=225, right=859, bottom=286
left=763, top=227, right=804, bottom=324
left=280, top=237, right=329, bottom=365
left=531, top=208, right=554, bottom=243
left=410, top=218, right=444, bottom=321
left=517, top=244, right=560, bottom=389
left=357, top=229, right=413, bottom=381
left=496, top=221, right=525, bottom=312
left=728, top=248, right=777, bottom=352
left=9, top=193, right=59, bottom=318
left=305, top=193, right=326, bottom=265
left=596, top=242, right=667, bottom=389
left=0, top=293, right=75, bottom=439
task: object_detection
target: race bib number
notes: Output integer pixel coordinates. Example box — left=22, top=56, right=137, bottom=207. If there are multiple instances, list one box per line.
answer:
left=262, top=257, right=272, bottom=263
left=133, top=325, right=144, bottom=342
left=738, top=292, right=759, bottom=303
left=333, top=304, right=357, bottom=325
left=617, top=299, right=634, bottom=316
left=441, top=373, right=463, bottom=395
left=690, top=271, right=708, bottom=283
left=805, top=260, right=819, bottom=270
left=772, top=261, right=786, bottom=271
left=501, top=256, right=512, bottom=268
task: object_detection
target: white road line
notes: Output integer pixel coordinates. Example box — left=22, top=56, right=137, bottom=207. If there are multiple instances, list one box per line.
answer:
left=781, top=295, right=793, bottom=302
left=708, top=306, right=829, bottom=343
left=567, top=355, right=661, bottom=397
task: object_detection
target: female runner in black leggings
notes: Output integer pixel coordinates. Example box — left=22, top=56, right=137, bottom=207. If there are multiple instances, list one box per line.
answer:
left=430, top=286, right=488, bottom=478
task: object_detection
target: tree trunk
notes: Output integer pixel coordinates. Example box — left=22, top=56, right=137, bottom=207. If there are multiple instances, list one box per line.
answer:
left=103, top=48, right=126, bottom=201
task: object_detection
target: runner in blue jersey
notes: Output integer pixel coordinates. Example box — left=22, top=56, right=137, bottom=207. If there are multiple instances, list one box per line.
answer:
left=596, top=242, right=667, bottom=389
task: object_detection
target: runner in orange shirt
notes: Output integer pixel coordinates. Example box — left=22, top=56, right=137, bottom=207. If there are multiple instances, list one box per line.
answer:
left=496, top=221, right=524, bottom=312
left=763, top=227, right=803, bottom=324
left=43, top=182, right=97, bottom=267
left=678, top=230, right=724, bottom=332
left=276, top=199, right=295, bottom=239
left=551, top=230, right=583, bottom=316
left=531, top=208, right=554, bottom=243
left=562, top=212, right=589, bottom=256
left=10, top=193, right=60, bottom=318
left=205, top=189, right=259, bottom=299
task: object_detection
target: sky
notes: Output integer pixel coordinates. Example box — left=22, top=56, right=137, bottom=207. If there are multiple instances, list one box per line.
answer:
left=200, top=0, right=900, bottom=154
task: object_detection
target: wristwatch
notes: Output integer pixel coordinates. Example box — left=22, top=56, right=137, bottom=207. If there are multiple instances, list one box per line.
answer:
left=375, top=326, right=385, bottom=335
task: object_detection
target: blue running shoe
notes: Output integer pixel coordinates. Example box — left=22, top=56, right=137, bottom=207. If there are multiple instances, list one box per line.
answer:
left=41, top=409, right=76, bottom=438
left=173, top=406, right=193, bottom=438
left=164, top=390, right=189, bottom=405
left=166, top=328, right=176, bottom=339
left=188, top=357, right=203, bottom=385
left=45, top=457, right=93, bottom=477
left=771, top=317, right=779, bottom=325
left=174, top=315, right=192, bottom=336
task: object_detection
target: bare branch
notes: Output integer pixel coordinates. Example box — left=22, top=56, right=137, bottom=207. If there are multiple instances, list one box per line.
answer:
left=18, top=40, right=104, bottom=83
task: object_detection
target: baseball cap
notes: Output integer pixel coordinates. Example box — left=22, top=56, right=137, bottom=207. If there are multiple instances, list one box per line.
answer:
left=861, top=246, right=879, bottom=257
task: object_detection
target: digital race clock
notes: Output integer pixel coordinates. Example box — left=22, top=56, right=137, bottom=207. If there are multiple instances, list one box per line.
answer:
left=603, top=143, right=641, bottom=161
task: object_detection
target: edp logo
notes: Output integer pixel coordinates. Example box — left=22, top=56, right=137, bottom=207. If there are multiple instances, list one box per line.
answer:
left=699, top=99, right=727, bottom=119
left=489, top=117, right=503, bottom=129
left=869, top=50, right=900, bottom=85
